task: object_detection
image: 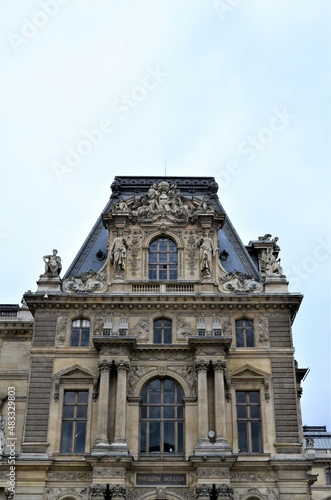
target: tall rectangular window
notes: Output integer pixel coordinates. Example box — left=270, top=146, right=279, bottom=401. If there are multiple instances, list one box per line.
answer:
left=236, top=390, right=262, bottom=453
left=235, top=319, right=254, bottom=347
left=61, top=390, right=88, bottom=453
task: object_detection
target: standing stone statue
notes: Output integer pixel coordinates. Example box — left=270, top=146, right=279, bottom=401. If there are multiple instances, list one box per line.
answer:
left=43, top=249, right=62, bottom=277
left=260, top=247, right=283, bottom=276
left=109, top=230, right=127, bottom=276
left=198, top=230, right=215, bottom=277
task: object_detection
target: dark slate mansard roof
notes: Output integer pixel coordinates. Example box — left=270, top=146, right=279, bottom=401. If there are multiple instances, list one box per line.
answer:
left=64, top=176, right=260, bottom=280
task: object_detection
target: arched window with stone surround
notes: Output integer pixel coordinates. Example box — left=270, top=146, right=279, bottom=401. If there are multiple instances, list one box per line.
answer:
left=148, top=237, right=178, bottom=280
left=140, top=378, right=184, bottom=457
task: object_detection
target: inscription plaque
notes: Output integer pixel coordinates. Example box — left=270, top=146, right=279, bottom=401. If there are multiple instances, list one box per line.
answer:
left=136, top=473, right=186, bottom=486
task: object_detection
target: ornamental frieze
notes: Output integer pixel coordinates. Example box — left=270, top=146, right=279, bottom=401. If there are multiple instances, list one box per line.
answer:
left=107, top=180, right=220, bottom=226
left=47, top=471, right=92, bottom=481
left=93, top=467, right=126, bottom=478
left=232, top=471, right=276, bottom=482
left=218, top=271, right=263, bottom=294
left=130, top=350, right=192, bottom=361
left=62, top=271, right=108, bottom=294
left=197, top=467, right=230, bottom=478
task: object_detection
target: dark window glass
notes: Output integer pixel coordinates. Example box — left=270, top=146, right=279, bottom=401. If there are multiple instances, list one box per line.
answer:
left=140, top=378, right=184, bottom=457
left=70, top=319, right=90, bottom=347
left=236, top=391, right=262, bottom=453
left=148, top=238, right=178, bottom=280
left=61, top=390, right=88, bottom=453
left=153, top=318, right=172, bottom=344
left=326, top=467, right=331, bottom=485
left=235, top=320, right=254, bottom=347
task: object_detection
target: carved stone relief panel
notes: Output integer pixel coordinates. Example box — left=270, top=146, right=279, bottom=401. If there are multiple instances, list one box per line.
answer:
left=257, top=316, right=269, bottom=345
left=56, top=317, right=68, bottom=346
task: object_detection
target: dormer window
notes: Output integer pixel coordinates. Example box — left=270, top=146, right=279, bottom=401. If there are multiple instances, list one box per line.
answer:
left=149, top=237, right=178, bottom=280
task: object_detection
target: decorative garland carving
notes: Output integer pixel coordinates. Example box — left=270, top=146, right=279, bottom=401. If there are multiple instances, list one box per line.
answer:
left=218, top=271, right=263, bottom=294
left=129, top=230, right=142, bottom=276
left=62, top=271, right=108, bottom=294
left=197, top=467, right=229, bottom=478
left=47, top=471, right=92, bottom=481
left=232, top=471, right=276, bottom=482
left=130, top=350, right=191, bottom=361
left=185, top=230, right=198, bottom=275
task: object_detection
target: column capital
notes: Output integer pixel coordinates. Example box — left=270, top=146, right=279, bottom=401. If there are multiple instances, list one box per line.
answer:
left=196, top=484, right=212, bottom=499
left=98, top=359, right=112, bottom=372
left=195, top=360, right=209, bottom=373
left=115, top=359, right=130, bottom=372
left=213, top=360, right=227, bottom=372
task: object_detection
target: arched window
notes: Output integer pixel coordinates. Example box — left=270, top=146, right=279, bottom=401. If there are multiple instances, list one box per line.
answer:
left=235, top=319, right=254, bottom=347
left=149, top=237, right=178, bottom=280
left=153, top=318, right=172, bottom=344
left=70, top=319, right=90, bottom=347
left=140, top=378, right=184, bottom=457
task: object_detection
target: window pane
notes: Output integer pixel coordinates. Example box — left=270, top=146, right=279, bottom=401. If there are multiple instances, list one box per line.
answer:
left=149, top=422, right=160, bottom=452
left=82, top=320, right=90, bottom=328
left=149, top=406, right=161, bottom=419
left=77, top=406, right=87, bottom=419
left=61, top=421, right=73, bottom=452
left=251, top=421, right=262, bottom=452
left=250, top=406, right=260, bottom=419
left=64, top=392, right=76, bottom=404
left=164, top=422, right=175, bottom=452
left=238, top=422, right=248, bottom=452
left=164, top=330, right=172, bottom=344
left=75, top=421, right=86, bottom=452
left=77, top=391, right=88, bottom=404
left=236, top=330, right=244, bottom=347
left=63, top=406, right=75, bottom=419
left=154, top=332, right=162, bottom=344
left=72, top=320, right=80, bottom=327
left=149, top=253, right=157, bottom=263
left=149, top=269, right=157, bottom=280
left=249, top=392, right=260, bottom=404
left=140, top=423, right=146, bottom=452
left=236, top=392, right=246, bottom=404
left=246, top=329, right=254, bottom=347
left=81, top=329, right=89, bottom=346
left=159, top=270, right=167, bottom=279
left=70, top=330, right=80, bottom=346
left=177, top=406, right=183, bottom=419
left=164, top=407, right=175, bottom=419
left=178, top=422, right=184, bottom=452
left=237, top=406, right=247, bottom=419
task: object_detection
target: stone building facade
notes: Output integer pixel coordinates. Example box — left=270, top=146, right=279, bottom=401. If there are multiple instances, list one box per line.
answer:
left=0, top=176, right=316, bottom=499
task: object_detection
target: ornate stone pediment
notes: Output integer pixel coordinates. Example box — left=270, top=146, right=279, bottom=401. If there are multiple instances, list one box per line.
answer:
left=104, top=180, right=222, bottom=226
left=218, top=271, right=263, bottom=294
left=62, top=271, right=108, bottom=293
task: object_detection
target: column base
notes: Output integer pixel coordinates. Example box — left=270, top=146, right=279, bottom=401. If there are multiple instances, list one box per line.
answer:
left=109, top=440, right=129, bottom=454
left=91, top=438, right=111, bottom=455
left=194, top=438, right=231, bottom=456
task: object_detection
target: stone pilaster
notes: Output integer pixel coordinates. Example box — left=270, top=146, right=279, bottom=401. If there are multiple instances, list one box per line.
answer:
left=92, top=359, right=112, bottom=453
left=110, top=360, right=130, bottom=454
left=213, top=360, right=231, bottom=451
left=194, top=360, right=209, bottom=450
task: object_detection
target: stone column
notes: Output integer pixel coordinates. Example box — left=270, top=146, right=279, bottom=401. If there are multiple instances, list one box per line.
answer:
left=213, top=360, right=230, bottom=448
left=92, top=359, right=111, bottom=453
left=195, top=360, right=209, bottom=448
left=110, top=360, right=130, bottom=453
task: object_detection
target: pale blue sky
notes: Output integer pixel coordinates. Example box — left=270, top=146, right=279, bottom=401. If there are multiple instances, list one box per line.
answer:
left=0, top=0, right=330, bottom=428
